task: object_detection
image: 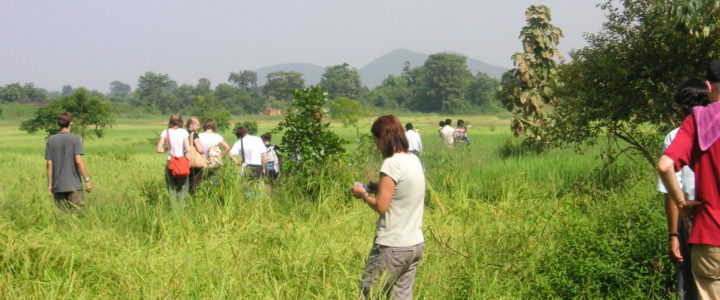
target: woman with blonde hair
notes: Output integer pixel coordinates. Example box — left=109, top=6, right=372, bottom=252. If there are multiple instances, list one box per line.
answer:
left=185, top=117, right=205, bottom=194
left=156, top=114, right=191, bottom=205
left=352, top=115, right=426, bottom=300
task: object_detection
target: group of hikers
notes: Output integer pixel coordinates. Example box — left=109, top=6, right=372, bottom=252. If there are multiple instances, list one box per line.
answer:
left=155, top=114, right=282, bottom=204
left=42, top=61, right=720, bottom=299
left=439, top=118, right=470, bottom=145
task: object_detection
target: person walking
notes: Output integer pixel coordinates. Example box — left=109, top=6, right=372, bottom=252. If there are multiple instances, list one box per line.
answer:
left=260, top=133, right=281, bottom=183
left=658, top=60, right=720, bottom=299
left=230, top=127, right=266, bottom=179
left=198, top=119, right=231, bottom=181
left=45, top=112, right=92, bottom=213
left=352, top=115, right=426, bottom=300
left=405, top=123, right=423, bottom=156
left=156, top=114, right=191, bottom=205
left=439, top=118, right=455, bottom=145
left=657, top=78, right=708, bottom=300
left=454, top=119, right=470, bottom=144
left=186, top=117, right=205, bottom=194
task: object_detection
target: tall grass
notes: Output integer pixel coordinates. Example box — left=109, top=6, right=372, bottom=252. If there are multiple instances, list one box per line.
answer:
left=0, top=116, right=673, bottom=298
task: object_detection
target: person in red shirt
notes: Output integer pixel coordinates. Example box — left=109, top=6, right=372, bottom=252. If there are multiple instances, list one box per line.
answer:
left=659, top=60, right=720, bottom=298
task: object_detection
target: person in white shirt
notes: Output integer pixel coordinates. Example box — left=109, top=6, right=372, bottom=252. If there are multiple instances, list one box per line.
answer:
left=405, top=123, right=423, bottom=156
left=439, top=118, right=455, bottom=145
left=352, top=115, right=425, bottom=300
left=229, top=126, right=267, bottom=178
left=197, top=118, right=231, bottom=182
left=156, top=114, right=191, bottom=204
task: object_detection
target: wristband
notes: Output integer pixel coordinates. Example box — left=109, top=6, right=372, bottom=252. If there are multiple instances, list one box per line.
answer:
left=48, top=183, right=52, bottom=187
left=84, top=177, right=91, bottom=182
left=669, top=232, right=679, bottom=239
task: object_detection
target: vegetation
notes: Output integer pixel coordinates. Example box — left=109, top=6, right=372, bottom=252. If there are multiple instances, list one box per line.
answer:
left=497, top=5, right=563, bottom=144
left=274, top=86, right=345, bottom=175
left=19, top=88, right=114, bottom=140
left=548, top=0, right=720, bottom=166
left=0, top=114, right=673, bottom=298
left=327, top=97, right=368, bottom=136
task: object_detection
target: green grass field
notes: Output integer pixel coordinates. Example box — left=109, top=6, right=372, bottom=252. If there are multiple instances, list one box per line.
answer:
left=0, top=113, right=674, bottom=298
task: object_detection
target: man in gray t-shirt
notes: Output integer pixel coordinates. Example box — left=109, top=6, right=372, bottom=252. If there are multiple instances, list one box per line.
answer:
left=45, top=112, right=92, bottom=212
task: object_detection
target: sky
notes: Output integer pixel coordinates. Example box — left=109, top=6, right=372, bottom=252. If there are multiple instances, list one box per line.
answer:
left=0, top=0, right=607, bottom=92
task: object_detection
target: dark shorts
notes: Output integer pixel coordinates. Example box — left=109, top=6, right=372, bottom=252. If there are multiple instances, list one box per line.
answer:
left=53, top=190, right=84, bottom=212
left=244, top=165, right=263, bottom=179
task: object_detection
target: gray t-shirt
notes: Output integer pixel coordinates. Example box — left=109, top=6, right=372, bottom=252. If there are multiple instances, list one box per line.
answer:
left=45, top=132, right=84, bottom=193
left=375, top=153, right=425, bottom=247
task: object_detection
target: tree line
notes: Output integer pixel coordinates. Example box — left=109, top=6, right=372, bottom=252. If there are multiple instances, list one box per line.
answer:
left=0, top=53, right=502, bottom=118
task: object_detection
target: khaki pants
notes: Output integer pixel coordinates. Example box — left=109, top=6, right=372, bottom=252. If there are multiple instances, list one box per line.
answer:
left=692, top=244, right=720, bottom=300
left=361, top=242, right=424, bottom=300
left=53, top=190, right=84, bottom=213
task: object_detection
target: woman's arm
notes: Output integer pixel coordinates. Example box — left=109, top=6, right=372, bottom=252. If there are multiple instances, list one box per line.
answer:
left=193, top=138, right=204, bottom=154
left=156, top=137, right=165, bottom=153
left=182, top=138, right=191, bottom=154
left=353, top=174, right=394, bottom=214
left=220, top=141, right=231, bottom=158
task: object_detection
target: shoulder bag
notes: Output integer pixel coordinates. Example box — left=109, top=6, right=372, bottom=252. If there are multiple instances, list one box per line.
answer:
left=167, top=130, right=191, bottom=178
left=186, top=132, right=208, bottom=168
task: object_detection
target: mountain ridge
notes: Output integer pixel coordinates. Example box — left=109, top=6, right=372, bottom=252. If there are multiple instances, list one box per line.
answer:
left=255, top=49, right=507, bottom=88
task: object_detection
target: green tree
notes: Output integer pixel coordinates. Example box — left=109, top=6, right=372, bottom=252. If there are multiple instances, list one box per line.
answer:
left=61, top=85, right=74, bottom=96
left=548, top=0, right=720, bottom=166
left=191, top=95, right=231, bottom=132
left=134, top=72, right=178, bottom=113
left=20, top=88, right=114, bottom=140
left=413, top=53, right=472, bottom=113
left=328, top=97, right=369, bottom=136
left=0, top=83, right=47, bottom=103
left=109, top=81, right=131, bottom=96
left=228, top=70, right=258, bottom=89
left=497, top=5, right=563, bottom=144
left=319, top=63, right=364, bottom=100
left=274, top=86, right=344, bottom=174
left=468, top=72, right=501, bottom=110
left=263, top=71, right=305, bottom=102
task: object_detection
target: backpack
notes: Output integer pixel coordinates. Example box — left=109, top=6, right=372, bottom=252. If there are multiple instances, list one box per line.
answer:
left=264, top=144, right=280, bottom=174
left=206, top=145, right=223, bottom=168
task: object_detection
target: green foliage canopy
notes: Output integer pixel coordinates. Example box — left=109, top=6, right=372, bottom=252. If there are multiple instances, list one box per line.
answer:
left=413, top=53, right=473, bottom=113
left=20, top=88, right=114, bottom=140
left=319, top=63, right=364, bottom=100
left=263, top=71, right=305, bottom=102
left=548, top=0, right=720, bottom=166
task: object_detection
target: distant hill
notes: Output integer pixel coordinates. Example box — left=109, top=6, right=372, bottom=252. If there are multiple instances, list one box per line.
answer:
left=256, top=63, right=325, bottom=86
left=254, top=49, right=507, bottom=88
left=359, top=49, right=508, bottom=87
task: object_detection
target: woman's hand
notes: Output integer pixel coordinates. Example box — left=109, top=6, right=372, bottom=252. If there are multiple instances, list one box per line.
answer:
left=351, top=183, right=368, bottom=199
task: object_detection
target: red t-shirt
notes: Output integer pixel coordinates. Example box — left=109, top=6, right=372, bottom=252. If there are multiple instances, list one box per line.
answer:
left=664, top=115, right=720, bottom=246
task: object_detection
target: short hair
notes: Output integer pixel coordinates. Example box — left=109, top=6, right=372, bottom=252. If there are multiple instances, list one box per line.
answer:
left=235, top=126, right=248, bottom=138
left=457, top=119, right=465, bottom=127
left=203, top=119, right=217, bottom=132
left=445, top=119, right=451, bottom=125
left=261, top=133, right=272, bottom=142
left=168, top=114, right=183, bottom=128
left=405, top=123, right=414, bottom=131
left=707, top=59, right=720, bottom=83
left=371, top=115, right=409, bottom=158
left=675, top=78, right=709, bottom=116
left=57, top=112, right=73, bottom=128
left=439, top=121, right=445, bottom=127
left=185, top=117, right=200, bottom=129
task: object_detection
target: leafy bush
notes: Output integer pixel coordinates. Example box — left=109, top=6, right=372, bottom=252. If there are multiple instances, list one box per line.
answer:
left=274, top=86, right=345, bottom=176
